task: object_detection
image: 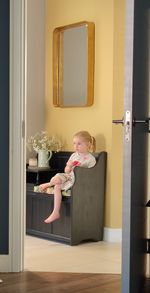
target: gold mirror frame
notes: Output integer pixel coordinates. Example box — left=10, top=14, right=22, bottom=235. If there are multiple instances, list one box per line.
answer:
left=53, top=21, right=95, bottom=107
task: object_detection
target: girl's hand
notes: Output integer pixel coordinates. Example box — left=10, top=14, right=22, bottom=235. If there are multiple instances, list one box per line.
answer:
left=72, top=160, right=80, bottom=166
left=66, top=160, right=73, bottom=167
left=64, top=165, right=71, bottom=174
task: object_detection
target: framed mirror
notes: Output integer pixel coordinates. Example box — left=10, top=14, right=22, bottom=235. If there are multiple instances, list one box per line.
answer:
left=53, top=21, right=95, bottom=107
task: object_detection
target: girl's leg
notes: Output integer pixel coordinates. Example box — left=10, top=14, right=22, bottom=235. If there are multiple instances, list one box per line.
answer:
left=44, top=184, right=62, bottom=223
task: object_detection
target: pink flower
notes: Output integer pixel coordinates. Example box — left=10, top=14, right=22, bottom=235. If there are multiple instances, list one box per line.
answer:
left=72, top=160, right=80, bottom=166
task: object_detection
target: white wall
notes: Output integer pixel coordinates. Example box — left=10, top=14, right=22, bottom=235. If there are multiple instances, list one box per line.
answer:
left=26, top=0, right=45, bottom=161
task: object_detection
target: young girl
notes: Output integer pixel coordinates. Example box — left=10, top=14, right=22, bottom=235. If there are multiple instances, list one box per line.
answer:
left=39, top=130, right=96, bottom=224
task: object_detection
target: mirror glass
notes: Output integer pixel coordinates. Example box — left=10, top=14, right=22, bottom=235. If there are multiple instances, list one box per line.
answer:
left=53, top=21, right=95, bottom=107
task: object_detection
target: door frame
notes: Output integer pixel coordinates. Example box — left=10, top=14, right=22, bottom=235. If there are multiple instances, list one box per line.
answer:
left=2, top=0, right=140, bottom=276
left=121, top=0, right=134, bottom=289
left=9, top=0, right=26, bottom=271
left=0, top=0, right=26, bottom=272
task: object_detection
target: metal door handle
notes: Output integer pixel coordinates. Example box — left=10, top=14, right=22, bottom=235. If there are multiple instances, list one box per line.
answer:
left=133, top=118, right=150, bottom=132
left=112, top=117, right=150, bottom=126
left=112, top=118, right=124, bottom=125
left=112, top=111, right=131, bottom=141
left=112, top=115, right=150, bottom=132
left=133, top=118, right=150, bottom=125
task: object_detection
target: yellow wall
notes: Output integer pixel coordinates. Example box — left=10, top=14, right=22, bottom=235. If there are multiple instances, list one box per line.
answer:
left=45, top=0, right=125, bottom=228
left=110, top=0, right=124, bottom=227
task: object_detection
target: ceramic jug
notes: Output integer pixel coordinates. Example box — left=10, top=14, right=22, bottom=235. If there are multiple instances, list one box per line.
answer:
left=38, top=150, right=52, bottom=168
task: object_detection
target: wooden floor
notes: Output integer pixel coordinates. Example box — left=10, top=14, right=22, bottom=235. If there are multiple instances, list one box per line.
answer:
left=0, top=272, right=121, bottom=293
left=0, top=272, right=149, bottom=293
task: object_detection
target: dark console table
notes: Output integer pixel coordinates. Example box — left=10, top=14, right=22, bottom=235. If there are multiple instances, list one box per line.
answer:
left=26, top=151, right=107, bottom=245
left=26, top=166, right=58, bottom=185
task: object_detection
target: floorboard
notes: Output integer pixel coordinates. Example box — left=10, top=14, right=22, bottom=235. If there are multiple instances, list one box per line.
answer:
left=0, top=272, right=121, bottom=293
left=0, top=272, right=149, bottom=292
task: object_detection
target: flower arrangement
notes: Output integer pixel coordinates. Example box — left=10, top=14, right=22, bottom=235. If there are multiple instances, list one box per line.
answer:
left=27, top=131, right=62, bottom=153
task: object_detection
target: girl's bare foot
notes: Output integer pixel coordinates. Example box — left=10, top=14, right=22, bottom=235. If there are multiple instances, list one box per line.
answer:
left=39, top=183, right=50, bottom=192
left=44, top=212, right=60, bottom=224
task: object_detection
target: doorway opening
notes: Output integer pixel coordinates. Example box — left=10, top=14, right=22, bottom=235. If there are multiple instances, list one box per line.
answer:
left=24, top=0, right=122, bottom=274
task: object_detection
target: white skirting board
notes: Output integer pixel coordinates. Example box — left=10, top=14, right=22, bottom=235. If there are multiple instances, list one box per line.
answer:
left=0, top=255, right=11, bottom=272
left=103, top=227, right=122, bottom=243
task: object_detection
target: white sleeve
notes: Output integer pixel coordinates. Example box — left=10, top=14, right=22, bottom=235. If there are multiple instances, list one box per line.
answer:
left=87, top=155, right=96, bottom=168
left=67, top=153, right=75, bottom=163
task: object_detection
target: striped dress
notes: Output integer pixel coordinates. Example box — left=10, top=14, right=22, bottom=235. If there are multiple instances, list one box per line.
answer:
left=55, top=152, right=96, bottom=191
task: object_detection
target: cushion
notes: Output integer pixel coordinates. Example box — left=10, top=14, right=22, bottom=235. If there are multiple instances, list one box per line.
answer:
left=34, top=185, right=71, bottom=197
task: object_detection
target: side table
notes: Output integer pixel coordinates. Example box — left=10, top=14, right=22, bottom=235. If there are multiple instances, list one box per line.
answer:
left=26, top=166, right=58, bottom=185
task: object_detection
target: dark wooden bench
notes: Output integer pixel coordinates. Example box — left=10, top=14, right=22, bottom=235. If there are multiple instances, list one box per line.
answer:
left=26, top=151, right=107, bottom=245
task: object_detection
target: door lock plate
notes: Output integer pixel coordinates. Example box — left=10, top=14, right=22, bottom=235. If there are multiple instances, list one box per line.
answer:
left=124, top=110, right=131, bottom=142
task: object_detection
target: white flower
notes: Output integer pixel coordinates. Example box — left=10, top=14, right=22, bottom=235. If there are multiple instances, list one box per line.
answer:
left=27, top=131, right=62, bottom=153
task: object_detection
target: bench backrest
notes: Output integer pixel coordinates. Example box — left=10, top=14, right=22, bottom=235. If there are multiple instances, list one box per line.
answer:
left=50, top=151, right=104, bottom=172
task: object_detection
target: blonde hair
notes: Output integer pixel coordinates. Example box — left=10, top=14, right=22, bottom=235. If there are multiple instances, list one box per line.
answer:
left=73, top=130, right=96, bottom=153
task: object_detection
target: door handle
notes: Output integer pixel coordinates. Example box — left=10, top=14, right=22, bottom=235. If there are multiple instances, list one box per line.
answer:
left=113, top=117, right=150, bottom=125
left=112, top=114, right=150, bottom=132
left=112, top=118, right=150, bottom=125
left=112, top=118, right=124, bottom=125
left=112, top=111, right=131, bottom=141
left=133, top=117, right=150, bottom=125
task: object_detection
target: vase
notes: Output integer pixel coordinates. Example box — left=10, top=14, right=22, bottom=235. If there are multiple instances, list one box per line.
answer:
left=38, top=150, right=52, bottom=168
